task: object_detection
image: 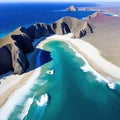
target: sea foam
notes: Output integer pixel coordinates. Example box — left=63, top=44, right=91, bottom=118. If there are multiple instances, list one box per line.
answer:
left=0, top=50, right=45, bottom=120
left=19, top=98, right=34, bottom=120
left=68, top=42, right=118, bottom=90
left=78, top=52, right=118, bottom=90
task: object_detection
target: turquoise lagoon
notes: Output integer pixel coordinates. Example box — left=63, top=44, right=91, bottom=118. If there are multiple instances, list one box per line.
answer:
left=0, top=41, right=120, bottom=120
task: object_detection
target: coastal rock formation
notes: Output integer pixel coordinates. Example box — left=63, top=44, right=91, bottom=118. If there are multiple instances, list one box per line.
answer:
left=0, top=27, right=34, bottom=75
left=27, top=23, right=53, bottom=39
left=0, top=45, right=13, bottom=75
left=0, top=44, right=29, bottom=75
left=66, top=5, right=78, bottom=11
left=11, top=33, right=34, bottom=53
left=19, top=27, right=34, bottom=42
left=11, top=27, right=34, bottom=42
left=27, top=16, right=94, bottom=39
left=0, top=16, right=94, bottom=75
left=50, top=20, right=70, bottom=35
left=9, top=44, right=29, bottom=74
left=71, top=20, right=94, bottom=38
left=51, top=16, right=94, bottom=38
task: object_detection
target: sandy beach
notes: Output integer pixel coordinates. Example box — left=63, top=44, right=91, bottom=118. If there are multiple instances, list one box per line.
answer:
left=0, top=38, right=44, bottom=107
left=38, top=34, right=120, bottom=81
left=0, top=33, right=120, bottom=108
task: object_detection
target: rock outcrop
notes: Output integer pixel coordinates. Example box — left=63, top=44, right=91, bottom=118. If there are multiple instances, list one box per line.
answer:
left=66, top=5, right=78, bottom=11
left=0, top=44, right=29, bottom=75
left=51, top=16, right=94, bottom=38
left=27, top=16, right=93, bottom=39
left=18, top=27, right=34, bottom=42
left=8, top=44, right=29, bottom=74
left=0, top=45, right=13, bottom=75
left=0, top=27, right=34, bottom=75
left=11, top=33, right=34, bottom=53
left=27, top=23, right=53, bottom=39
left=50, top=20, right=70, bottom=35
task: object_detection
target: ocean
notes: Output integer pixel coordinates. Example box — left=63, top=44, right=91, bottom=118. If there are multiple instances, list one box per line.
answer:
left=0, top=2, right=120, bottom=120
left=0, top=2, right=96, bottom=38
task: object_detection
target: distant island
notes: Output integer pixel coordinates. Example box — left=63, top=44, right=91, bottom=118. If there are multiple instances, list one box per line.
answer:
left=66, top=5, right=95, bottom=11
left=66, top=5, right=78, bottom=11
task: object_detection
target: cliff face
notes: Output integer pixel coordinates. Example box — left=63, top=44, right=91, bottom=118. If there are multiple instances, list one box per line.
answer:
left=0, top=27, right=34, bottom=75
left=51, top=16, right=94, bottom=38
left=11, top=33, right=34, bottom=53
left=66, top=5, right=78, bottom=11
left=27, top=23, right=53, bottom=39
left=71, top=20, right=94, bottom=38
left=0, top=44, right=29, bottom=75
left=51, top=21, right=70, bottom=35
left=0, top=45, right=13, bottom=75
left=27, top=16, right=93, bottom=39
left=8, top=44, right=29, bottom=74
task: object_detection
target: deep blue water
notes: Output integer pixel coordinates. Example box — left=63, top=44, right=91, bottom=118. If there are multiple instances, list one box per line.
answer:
left=0, top=2, right=96, bottom=38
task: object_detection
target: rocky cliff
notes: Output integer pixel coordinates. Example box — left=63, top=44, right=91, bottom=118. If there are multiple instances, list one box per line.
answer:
left=0, top=44, right=29, bottom=75
left=27, top=23, right=53, bottom=39
left=0, top=44, right=13, bottom=75
left=0, top=16, right=94, bottom=75
left=51, top=16, right=94, bottom=38
left=27, top=16, right=93, bottom=39
left=0, top=27, right=33, bottom=75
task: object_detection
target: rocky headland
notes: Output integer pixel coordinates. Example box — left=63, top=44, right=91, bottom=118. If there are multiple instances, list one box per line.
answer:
left=51, top=16, right=93, bottom=38
left=0, top=16, right=94, bottom=76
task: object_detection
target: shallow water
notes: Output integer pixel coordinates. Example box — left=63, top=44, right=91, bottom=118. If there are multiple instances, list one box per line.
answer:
left=40, top=41, right=120, bottom=120
left=0, top=41, right=120, bottom=120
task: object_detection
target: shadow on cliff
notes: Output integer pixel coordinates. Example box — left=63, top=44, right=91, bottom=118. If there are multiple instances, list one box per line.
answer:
left=0, top=48, right=53, bottom=80
left=26, top=48, right=53, bottom=73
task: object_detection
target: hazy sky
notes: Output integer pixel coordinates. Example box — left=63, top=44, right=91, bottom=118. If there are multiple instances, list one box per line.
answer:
left=0, top=0, right=120, bottom=2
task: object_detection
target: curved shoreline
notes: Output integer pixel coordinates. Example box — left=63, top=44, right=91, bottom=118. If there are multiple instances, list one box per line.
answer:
left=39, top=34, right=120, bottom=81
left=0, top=33, right=120, bottom=108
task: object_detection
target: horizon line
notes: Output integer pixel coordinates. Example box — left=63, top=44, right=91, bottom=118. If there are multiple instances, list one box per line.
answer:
left=0, top=1, right=120, bottom=3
